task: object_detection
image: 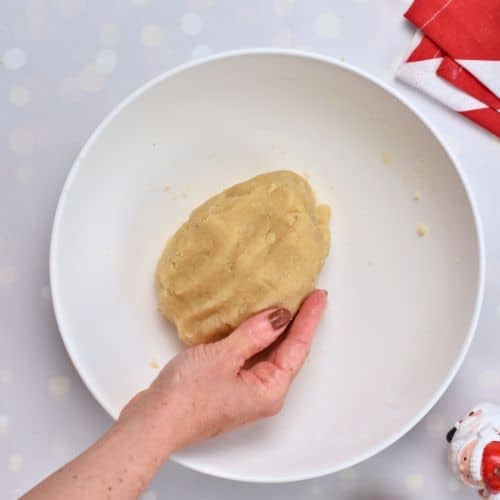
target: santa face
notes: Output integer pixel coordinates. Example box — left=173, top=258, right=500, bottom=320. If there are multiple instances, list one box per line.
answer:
left=457, top=438, right=483, bottom=488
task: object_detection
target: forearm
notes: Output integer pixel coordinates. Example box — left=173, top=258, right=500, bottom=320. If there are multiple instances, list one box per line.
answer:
left=23, top=412, right=173, bottom=500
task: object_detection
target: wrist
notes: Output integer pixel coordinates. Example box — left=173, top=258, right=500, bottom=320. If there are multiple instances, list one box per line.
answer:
left=116, top=389, right=188, bottom=459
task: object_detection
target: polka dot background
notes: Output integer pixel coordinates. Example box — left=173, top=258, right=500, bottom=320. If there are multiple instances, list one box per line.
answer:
left=1, top=1, right=499, bottom=499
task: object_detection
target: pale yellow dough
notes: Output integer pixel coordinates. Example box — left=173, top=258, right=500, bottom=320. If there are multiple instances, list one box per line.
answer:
left=156, top=170, right=331, bottom=346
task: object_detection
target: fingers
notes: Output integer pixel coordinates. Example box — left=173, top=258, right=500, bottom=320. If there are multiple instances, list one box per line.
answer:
left=219, top=308, right=292, bottom=367
left=240, top=291, right=327, bottom=419
left=272, top=289, right=327, bottom=381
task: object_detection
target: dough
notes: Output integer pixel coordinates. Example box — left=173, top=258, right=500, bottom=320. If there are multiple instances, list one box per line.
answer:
left=156, top=170, right=330, bottom=345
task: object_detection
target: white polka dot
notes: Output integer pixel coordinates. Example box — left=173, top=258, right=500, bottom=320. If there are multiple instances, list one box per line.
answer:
left=478, top=369, right=500, bottom=390
left=424, top=412, right=446, bottom=433
left=405, top=473, right=424, bottom=492
left=37, top=127, right=56, bottom=149
left=16, top=166, right=33, bottom=185
left=141, top=491, right=157, bottom=500
left=95, top=49, right=117, bottom=74
left=54, top=0, right=86, bottom=17
left=8, top=455, right=23, bottom=473
left=141, top=25, right=164, bottom=48
left=2, top=48, right=26, bottom=70
left=273, top=0, right=295, bottom=15
left=25, top=7, right=51, bottom=41
left=0, top=265, right=17, bottom=287
left=60, top=76, right=81, bottom=102
left=191, top=44, right=213, bottom=59
left=48, top=376, right=71, bottom=399
left=52, top=436, right=69, bottom=457
left=24, top=0, right=48, bottom=26
left=9, top=86, right=31, bottom=107
left=340, top=480, right=356, bottom=492
left=79, top=64, right=106, bottom=93
left=185, top=0, right=214, bottom=9
left=133, top=0, right=151, bottom=4
left=26, top=0, right=48, bottom=24
left=338, top=467, right=358, bottom=490
left=0, top=369, right=11, bottom=385
left=0, top=416, right=8, bottom=438
left=181, top=12, right=203, bottom=36
left=41, top=285, right=51, bottom=300
left=338, top=468, right=358, bottom=480
left=447, top=477, right=462, bottom=493
left=272, top=29, right=293, bottom=48
left=310, top=481, right=323, bottom=497
left=9, top=128, right=35, bottom=154
left=315, top=12, right=342, bottom=39
left=100, top=24, right=120, bottom=46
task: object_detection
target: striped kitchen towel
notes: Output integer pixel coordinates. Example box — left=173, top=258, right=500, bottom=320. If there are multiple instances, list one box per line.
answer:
left=396, top=0, right=500, bottom=137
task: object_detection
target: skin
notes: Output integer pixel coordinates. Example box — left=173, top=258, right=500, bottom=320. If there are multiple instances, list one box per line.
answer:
left=454, top=409, right=485, bottom=492
left=23, top=289, right=327, bottom=500
left=458, top=439, right=482, bottom=487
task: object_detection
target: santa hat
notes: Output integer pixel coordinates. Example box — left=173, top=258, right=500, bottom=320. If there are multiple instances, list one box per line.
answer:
left=471, top=427, right=500, bottom=482
left=481, top=441, right=500, bottom=494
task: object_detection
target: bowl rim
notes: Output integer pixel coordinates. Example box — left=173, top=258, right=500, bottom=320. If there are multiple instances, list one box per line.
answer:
left=49, top=48, right=485, bottom=483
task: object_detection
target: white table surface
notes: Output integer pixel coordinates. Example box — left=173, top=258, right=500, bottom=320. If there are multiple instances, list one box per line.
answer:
left=1, top=1, right=499, bottom=498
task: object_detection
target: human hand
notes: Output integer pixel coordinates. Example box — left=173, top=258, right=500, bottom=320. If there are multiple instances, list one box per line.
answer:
left=119, top=289, right=327, bottom=455
left=23, top=290, right=327, bottom=500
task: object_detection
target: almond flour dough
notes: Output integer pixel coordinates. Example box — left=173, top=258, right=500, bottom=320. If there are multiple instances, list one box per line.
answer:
left=156, top=170, right=330, bottom=346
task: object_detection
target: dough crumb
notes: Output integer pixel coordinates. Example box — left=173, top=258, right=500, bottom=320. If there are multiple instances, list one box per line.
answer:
left=413, top=191, right=422, bottom=201
left=417, top=224, right=428, bottom=237
left=381, top=151, right=392, bottom=165
left=150, top=359, right=159, bottom=370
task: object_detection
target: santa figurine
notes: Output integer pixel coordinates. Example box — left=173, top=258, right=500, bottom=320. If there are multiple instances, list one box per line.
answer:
left=447, top=403, right=500, bottom=498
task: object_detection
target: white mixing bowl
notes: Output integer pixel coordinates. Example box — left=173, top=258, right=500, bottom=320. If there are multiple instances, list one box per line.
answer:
left=50, top=50, right=484, bottom=482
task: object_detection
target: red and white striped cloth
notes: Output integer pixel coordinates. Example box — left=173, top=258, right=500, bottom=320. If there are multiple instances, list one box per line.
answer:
left=396, top=0, right=500, bottom=137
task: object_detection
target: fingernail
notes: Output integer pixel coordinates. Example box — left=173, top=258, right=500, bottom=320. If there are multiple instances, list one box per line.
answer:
left=268, top=308, right=292, bottom=330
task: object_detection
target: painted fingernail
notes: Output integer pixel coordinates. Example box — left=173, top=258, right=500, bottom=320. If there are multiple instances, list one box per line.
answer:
left=268, top=308, right=292, bottom=330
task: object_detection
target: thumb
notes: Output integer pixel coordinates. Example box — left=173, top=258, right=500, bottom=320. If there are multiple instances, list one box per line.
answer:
left=219, top=308, right=292, bottom=367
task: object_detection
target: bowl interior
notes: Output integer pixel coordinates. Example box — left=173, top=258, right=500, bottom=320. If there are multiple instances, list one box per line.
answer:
left=51, top=52, right=481, bottom=482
